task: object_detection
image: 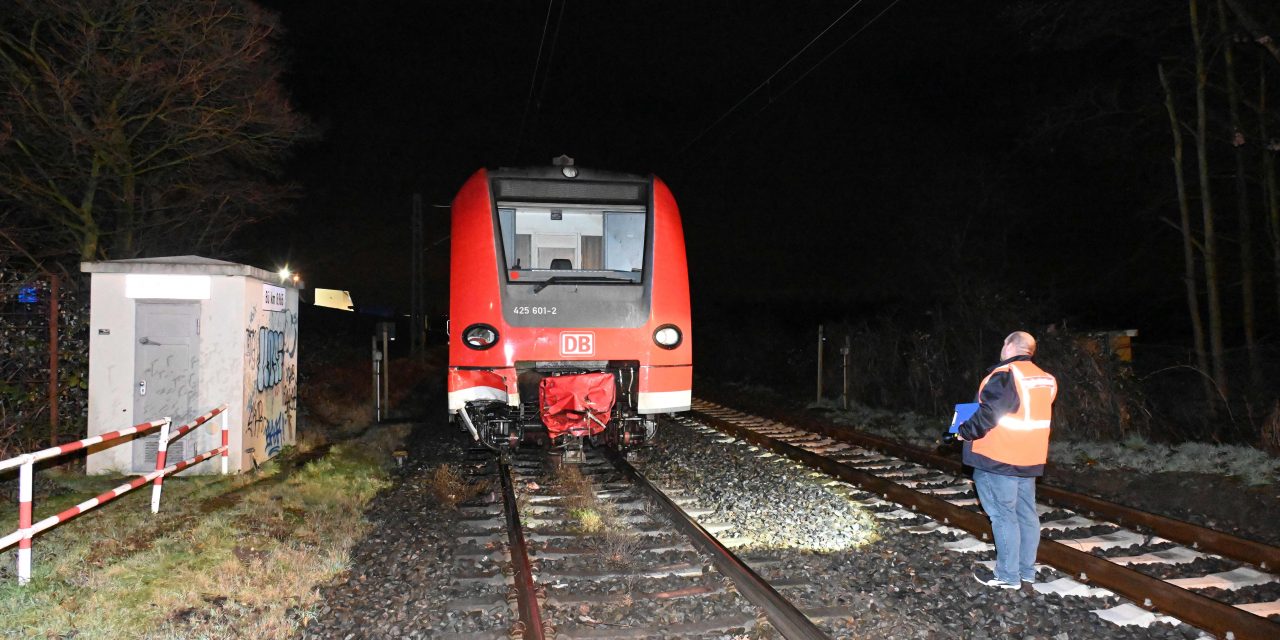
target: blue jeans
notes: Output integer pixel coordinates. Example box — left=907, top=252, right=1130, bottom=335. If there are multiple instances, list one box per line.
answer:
left=973, top=468, right=1040, bottom=583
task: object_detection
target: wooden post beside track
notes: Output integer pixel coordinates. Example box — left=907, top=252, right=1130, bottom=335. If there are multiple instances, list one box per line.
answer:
left=841, top=334, right=850, bottom=410
left=816, top=325, right=824, bottom=404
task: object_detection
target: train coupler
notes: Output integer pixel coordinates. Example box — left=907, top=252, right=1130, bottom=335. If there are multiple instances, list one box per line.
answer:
left=557, top=436, right=586, bottom=464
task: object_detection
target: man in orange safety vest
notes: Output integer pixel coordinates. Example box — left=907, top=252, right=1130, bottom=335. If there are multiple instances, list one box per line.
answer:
left=954, top=331, right=1058, bottom=590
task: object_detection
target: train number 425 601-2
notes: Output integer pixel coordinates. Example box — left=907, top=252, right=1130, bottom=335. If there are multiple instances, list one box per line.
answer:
left=513, top=306, right=557, bottom=315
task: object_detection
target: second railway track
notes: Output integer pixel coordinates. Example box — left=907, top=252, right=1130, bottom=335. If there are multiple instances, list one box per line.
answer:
left=688, top=400, right=1280, bottom=640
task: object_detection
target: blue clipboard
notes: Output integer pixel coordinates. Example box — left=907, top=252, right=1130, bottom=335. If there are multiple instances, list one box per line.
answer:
left=948, top=403, right=979, bottom=433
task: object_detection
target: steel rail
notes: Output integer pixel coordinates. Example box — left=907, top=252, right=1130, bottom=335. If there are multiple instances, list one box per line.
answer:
left=694, top=402, right=1280, bottom=572
left=499, top=457, right=546, bottom=640
left=601, top=446, right=833, bottom=640
left=694, top=410, right=1280, bottom=640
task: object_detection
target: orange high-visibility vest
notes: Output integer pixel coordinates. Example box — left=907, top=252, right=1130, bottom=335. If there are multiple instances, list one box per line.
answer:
left=970, top=360, right=1058, bottom=468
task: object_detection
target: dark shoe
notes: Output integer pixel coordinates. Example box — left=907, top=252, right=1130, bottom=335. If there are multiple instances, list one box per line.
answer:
left=1020, top=580, right=1036, bottom=595
left=973, top=567, right=1018, bottom=589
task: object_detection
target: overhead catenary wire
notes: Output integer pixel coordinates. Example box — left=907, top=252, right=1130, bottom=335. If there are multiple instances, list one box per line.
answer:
left=727, top=0, right=905, bottom=154
left=674, top=0, right=904, bottom=164
left=533, top=1, right=567, bottom=123
left=673, top=0, right=869, bottom=160
left=763, top=0, right=902, bottom=107
left=513, top=0, right=566, bottom=163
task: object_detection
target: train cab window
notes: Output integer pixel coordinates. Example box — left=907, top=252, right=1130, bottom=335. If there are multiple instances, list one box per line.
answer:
left=498, top=206, right=646, bottom=284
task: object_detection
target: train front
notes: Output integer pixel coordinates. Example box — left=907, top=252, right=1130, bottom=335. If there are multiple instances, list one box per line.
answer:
left=448, top=162, right=691, bottom=453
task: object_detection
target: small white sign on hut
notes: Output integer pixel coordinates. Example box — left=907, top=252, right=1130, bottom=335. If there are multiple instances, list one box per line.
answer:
left=81, top=256, right=301, bottom=475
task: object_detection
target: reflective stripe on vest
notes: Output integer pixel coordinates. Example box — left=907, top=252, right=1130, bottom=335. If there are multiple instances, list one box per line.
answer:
left=971, top=360, right=1057, bottom=467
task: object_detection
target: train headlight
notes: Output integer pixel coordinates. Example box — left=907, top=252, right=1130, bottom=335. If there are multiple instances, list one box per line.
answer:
left=653, top=324, right=682, bottom=349
left=462, top=323, right=499, bottom=350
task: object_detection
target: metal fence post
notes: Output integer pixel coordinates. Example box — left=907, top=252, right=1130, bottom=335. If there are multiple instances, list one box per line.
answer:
left=372, top=336, right=382, bottom=422
left=48, top=274, right=59, bottom=448
left=150, top=418, right=173, bottom=514
left=381, top=325, right=391, bottom=414
left=18, top=455, right=34, bottom=585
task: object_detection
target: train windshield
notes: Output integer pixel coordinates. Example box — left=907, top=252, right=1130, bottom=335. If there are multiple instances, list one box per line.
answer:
left=497, top=205, right=646, bottom=283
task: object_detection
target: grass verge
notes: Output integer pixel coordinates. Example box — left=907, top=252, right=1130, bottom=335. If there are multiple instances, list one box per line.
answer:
left=0, top=423, right=409, bottom=639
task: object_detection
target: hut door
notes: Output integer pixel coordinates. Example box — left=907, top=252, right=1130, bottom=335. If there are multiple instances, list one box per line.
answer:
left=132, top=302, right=200, bottom=472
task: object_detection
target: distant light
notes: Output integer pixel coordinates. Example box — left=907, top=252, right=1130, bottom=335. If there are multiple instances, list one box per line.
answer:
left=562, top=166, right=578, bottom=178
left=278, top=267, right=291, bottom=281
left=17, top=286, right=38, bottom=304
left=291, top=273, right=300, bottom=284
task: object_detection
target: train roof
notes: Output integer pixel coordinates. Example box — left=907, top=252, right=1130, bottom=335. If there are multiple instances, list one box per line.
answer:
left=489, top=164, right=649, bottom=182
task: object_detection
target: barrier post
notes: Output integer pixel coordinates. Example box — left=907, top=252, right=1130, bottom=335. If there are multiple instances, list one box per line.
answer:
left=18, top=455, right=34, bottom=584
left=150, top=418, right=173, bottom=514
left=220, top=410, right=229, bottom=475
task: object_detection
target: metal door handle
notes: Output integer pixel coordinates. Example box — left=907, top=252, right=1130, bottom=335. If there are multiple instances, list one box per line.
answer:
left=138, top=379, right=146, bottom=396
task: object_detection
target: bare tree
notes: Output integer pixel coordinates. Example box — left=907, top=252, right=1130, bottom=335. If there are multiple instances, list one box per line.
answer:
left=1216, top=0, right=1262, bottom=388
left=0, top=0, right=313, bottom=261
left=1223, top=0, right=1280, bottom=69
left=1191, top=0, right=1229, bottom=398
left=1160, top=63, right=1214, bottom=408
left=1264, top=65, right=1280, bottom=331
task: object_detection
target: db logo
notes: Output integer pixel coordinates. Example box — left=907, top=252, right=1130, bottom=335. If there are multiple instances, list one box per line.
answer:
left=560, top=332, right=595, bottom=357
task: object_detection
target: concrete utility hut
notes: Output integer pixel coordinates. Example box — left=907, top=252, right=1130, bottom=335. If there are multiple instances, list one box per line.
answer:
left=81, top=256, right=300, bottom=475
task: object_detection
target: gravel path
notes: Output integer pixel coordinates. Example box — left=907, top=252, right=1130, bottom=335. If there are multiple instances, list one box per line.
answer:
left=301, top=419, right=488, bottom=639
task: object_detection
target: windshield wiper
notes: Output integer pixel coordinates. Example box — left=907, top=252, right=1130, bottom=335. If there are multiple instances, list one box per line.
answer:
left=532, top=276, right=629, bottom=293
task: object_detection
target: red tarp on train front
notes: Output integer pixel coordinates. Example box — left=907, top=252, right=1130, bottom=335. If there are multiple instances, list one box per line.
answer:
left=539, top=372, right=615, bottom=438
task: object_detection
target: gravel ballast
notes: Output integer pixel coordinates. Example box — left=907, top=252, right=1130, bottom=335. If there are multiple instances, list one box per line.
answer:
left=631, top=416, right=1212, bottom=639
left=302, top=408, right=1244, bottom=639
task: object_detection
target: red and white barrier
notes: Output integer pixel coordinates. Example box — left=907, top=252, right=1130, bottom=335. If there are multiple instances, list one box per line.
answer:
left=0, top=404, right=229, bottom=585
left=151, top=405, right=229, bottom=514
left=0, top=418, right=171, bottom=474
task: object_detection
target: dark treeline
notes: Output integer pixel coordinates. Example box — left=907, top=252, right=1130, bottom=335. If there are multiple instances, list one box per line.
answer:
left=693, top=1, right=1280, bottom=450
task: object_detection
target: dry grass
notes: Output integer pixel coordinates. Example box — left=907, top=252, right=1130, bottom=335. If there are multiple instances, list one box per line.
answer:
left=589, top=522, right=642, bottom=570
left=426, top=464, right=487, bottom=510
left=0, top=423, right=409, bottom=639
left=554, top=465, right=640, bottom=568
left=300, top=353, right=438, bottom=433
left=303, top=392, right=373, bottom=435
left=555, top=465, right=595, bottom=513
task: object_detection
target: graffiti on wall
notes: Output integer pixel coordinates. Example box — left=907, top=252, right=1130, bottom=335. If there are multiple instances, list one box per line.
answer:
left=243, top=291, right=298, bottom=462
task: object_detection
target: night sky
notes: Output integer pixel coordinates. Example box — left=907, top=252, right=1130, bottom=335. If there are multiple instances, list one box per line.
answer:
left=247, top=0, right=1245, bottom=340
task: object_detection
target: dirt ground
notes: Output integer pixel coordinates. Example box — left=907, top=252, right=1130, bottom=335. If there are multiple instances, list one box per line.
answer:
left=1044, top=465, right=1280, bottom=546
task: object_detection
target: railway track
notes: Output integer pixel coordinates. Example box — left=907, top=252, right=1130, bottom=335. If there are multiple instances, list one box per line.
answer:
left=494, top=445, right=834, bottom=640
left=448, top=447, right=835, bottom=639
left=688, top=400, right=1280, bottom=640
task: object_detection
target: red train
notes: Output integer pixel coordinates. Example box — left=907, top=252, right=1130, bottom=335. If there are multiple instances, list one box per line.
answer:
left=447, top=159, right=692, bottom=453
